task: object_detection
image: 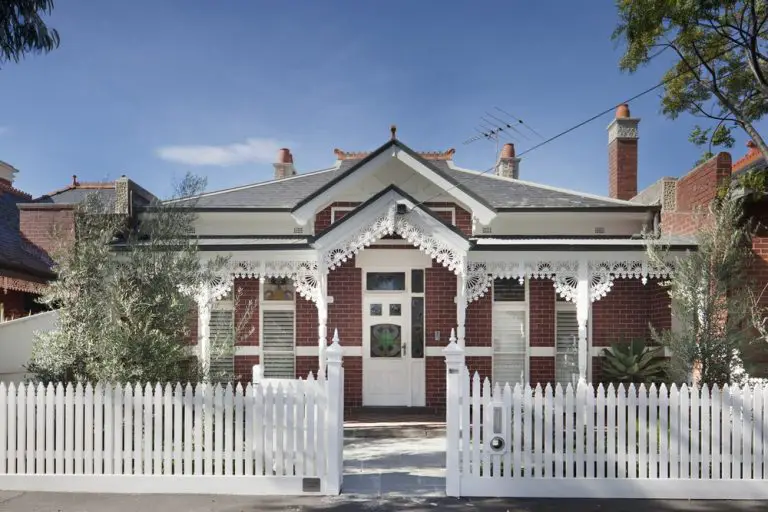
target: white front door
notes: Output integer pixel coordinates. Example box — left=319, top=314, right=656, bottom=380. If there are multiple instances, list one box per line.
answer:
left=363, top=291, right=411, bottom=406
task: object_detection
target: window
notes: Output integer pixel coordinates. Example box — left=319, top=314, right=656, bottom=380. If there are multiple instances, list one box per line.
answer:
left=411, top=269, right=424, bottom=294
left=261, top=278, right=296, bottom=378
left=411, top=297, right=424, bottom=358
left=366, top=272, right=406, bottom=291
left=492, top=279, right=527, bottom=386
left=555, top=298, right=583, bottom=387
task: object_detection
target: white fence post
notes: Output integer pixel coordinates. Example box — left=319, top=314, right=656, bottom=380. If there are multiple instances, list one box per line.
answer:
left=444, top=328, right=465, bottom=497
left=325, top=329, right=343, bottom=495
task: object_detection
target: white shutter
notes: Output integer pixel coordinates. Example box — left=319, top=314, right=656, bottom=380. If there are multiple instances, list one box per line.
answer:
left=492, top=308, right=526, bottom=386
left=555, top=306, right=580, bottom=387
left=262, top=310, right=295, bottom=378
left=209, top=308, right=234, bottom=379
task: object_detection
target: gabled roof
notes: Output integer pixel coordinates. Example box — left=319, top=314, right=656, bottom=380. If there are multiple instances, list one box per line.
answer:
left=169, top=139, right=656, bottom=213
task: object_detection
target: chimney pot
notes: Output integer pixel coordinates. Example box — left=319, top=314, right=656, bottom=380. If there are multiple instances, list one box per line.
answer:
left=616, top=103, right=631, bottom=119
left=276, top=148, right=293, bottom=164
left=500, top=143, right=515, bottom=159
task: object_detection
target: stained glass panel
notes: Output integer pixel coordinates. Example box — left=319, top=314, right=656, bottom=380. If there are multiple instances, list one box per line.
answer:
left=370, top=324, right=402, bottom=357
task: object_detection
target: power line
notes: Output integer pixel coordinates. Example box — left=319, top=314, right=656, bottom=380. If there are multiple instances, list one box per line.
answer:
left=413, top=43, right=740, bottom=209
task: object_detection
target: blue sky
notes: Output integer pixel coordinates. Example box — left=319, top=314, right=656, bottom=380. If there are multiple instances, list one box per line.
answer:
left=0, top=0, right=760, bottom=199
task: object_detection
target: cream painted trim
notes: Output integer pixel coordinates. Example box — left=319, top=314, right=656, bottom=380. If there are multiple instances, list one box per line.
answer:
left=529, top=347, right=556, bottom=357
left=235, top=346, right=260, bottom=356
left=425, top=346, right=492, bottom=357
left=295, top=345, right=363, bottom=357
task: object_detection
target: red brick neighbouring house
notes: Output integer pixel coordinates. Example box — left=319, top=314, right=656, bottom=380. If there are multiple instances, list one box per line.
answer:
left=0, top=170, right=155, bottom=321
left=178, top=105, right=698, bottom=408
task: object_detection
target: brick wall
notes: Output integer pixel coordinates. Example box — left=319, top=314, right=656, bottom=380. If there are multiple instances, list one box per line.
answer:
left=314, top=202, right=359, bottom=233
left=529, top=279, right=555, bottom=347
left=18, top=205, right=76, bottom=256
left=608, top=138, right=638, bottom=200
left=233, top=278, right=259, bottom=345
left=425, top=356, right=445, bottom=408
left=424, top=202, right=473, bottom=236
left=425, top=264, right=457, bottom=347
left=295, top=296, right=318, bottom=347
left=234, top=355, right=259, bottom=385
left=328, top=258, right=362, bottom=346
left=661, top=152, right=732, bottom=235
left=592, top=279, right=654, bottom=347
left=529, top=357, right=555, bottom=386
left=185, top=306, right=198, bottom=345
left=465, top=293, right=491, bottom=347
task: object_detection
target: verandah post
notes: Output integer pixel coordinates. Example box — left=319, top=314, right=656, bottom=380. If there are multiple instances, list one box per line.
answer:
left=444, top=328, right=465, bottom=497
left=575, top=258, right=590, bottom=384
left=324, top=329, right=343, bottom=495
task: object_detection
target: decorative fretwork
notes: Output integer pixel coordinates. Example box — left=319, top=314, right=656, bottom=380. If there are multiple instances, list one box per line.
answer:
left=185, top=258, right=322, bottom=305
left=323, top=205, right=466, bottom=275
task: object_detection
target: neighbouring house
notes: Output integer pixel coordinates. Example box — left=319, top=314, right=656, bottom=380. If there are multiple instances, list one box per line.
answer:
left=173, top=105, right=697, bottom=408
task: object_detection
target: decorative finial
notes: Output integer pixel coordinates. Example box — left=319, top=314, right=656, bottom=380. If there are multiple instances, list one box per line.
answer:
left=390, top=124, right=397, bottom=140
left=72, top=175, right=78, bottom=186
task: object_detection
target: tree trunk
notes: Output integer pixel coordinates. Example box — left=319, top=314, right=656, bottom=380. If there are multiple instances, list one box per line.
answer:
left=740, top=119, right=768, bottom=163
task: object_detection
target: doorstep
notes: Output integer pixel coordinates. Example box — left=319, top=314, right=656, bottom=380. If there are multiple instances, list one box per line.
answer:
left=344, top=407, right=445, bottom=439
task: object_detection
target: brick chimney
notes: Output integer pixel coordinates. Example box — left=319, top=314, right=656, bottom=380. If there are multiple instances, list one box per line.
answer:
left=0, top=160, right=18, bottom=187
left=607, top=104, right=639, bottom=200
left=273, top=148, right=296, bottom=180
left=495, top=143, right=521, bottom=179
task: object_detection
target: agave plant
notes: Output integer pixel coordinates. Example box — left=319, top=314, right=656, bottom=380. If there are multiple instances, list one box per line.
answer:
left=601, top=339, right=667, bottom=384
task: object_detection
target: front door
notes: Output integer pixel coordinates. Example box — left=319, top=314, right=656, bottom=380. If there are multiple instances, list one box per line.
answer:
left=363, top=276, right=411, bottom=406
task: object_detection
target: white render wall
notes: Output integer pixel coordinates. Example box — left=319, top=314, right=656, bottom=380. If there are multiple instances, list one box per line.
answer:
left=0, top=311, right=58, bottom=382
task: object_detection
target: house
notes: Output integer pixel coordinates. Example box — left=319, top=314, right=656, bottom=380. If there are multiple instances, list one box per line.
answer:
left=178, top=105, right=694, bottom=408
left=0, top=171, right=154, bottom=320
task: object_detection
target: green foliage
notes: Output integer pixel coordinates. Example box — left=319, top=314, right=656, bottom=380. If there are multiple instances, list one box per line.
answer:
left=646, top=196, right=754, bottom=386
left=614, top=0, right=768, bottom=159
left=601, top=339, right=667, bottom=384
left=0, top=0, right=59, bottom=67
left=26, top=174, right=240, bottom=385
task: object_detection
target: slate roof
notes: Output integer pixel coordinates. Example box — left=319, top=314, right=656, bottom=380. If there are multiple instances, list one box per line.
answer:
left=174, top=141, right=651, bottom=212
left=0, top=190, right=54, bottom=279
left=34, top=187, right=116, bottom=205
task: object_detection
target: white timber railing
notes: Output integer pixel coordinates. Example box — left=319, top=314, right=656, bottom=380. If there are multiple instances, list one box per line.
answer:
left=0, top=340, right=344, bottom=496
left=444, top=340, right=768, bottom=500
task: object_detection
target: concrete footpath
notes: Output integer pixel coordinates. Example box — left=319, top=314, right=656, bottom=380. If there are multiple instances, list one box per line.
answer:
left=1, top=491, right=766, bottom=512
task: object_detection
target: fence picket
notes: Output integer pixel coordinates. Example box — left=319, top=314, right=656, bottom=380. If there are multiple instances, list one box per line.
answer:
left=84, top=384, right=93, bottom=475
left=184, top=384, right=193, bottom=476
left=7, top=384, right=16, bottom=475
left=617, top=384, right=626, bottom=479
left=648, top=384, right=658, bottom=479
left=163, top=383, right=173, bottom=476
left=103, top=384, right=113, bottom=475
left=659, top=384, right=668, bottom=479
left=193, top=384, right=203, bottom=476
left=743, top=385, right=753, bottom=479
left=234, top=384, right=243, bottom=476
left=712, top=385, right=721, bottom=479
left=596, top=384, right=605, bottom=479
left=285, top=381, right=294, bottom=477
left=17, top=384, right=26, bottom=474
left=606, top=384, right=616, bottom=479
left=689, top=384, right=699, bottom=479
left=503, top=383, right=513, bottom=478
left=575, top=384, right=585, bottom=478
left=293, top=382, right=303, bottom=477
left=669, top=385, right=679, bottom=479
left=680, top=384, right=690, bottom=479
left=133, top=383, right=143, bottom=475
left=275, top=383, right=285, bottom=476
left=143, top=384, right=152, bottom=476
left=73, top=383, right=83, bottom=475
left=264, top=383, right=274, bottom=476
left=223, top=384, right=233, bottom=476
left=512, top=384, right=522, bottom=478
left=297, top=377, right=307, bottom=477
left=123, top=384, right=133, bottom=476
left=732, top=386, right=742, bottom=479
left=543, top=384, right=553, bottom=478
left=26, top=384, right=36, bottom=474
left=461, top=368, right=471, bottom=477
left=482, top=379, right=492, bottom=477
left=638, top=384, right=647, bottom=479
left=153, top=384, right=163, bottom=475
left=627, top=384, right=637, bottom=479
left=314, top=379, right=325, bottom=478
left=722, top=385, right=731, bottom=479
left=533, top=384, right=543, bottom=478
left=203, top=383, right=213, bottom=475
left=762, top=385, right=768, bottom=480
left=113, top=384, right=123, bottom=475
left=524, top=384, right=534, bottom=478
left=173, top=383, right=183, bottom=475
left=754, top=384, right=763, bottom=480
left=213, top=384, right=223, bottom=476
left=0, top=383, right=5, bottom=475
left=586, top=384, right=595, bottom=479
left=471, top=373, right=481, bottom=477
left=700, top=384, right=710, bottom=479
left=244, top=384, right=254, bottom=476
left=36, top=383, right=45, bottom=475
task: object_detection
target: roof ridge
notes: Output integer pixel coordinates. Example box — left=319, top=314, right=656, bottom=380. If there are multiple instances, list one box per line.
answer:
left=444, top=162, right=640, bottom=206
left=166, top=164, right=341, bottom=204
left=0, top=180, right=32, bottom=200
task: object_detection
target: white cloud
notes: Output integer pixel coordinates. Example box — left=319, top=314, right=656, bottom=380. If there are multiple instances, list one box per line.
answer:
left=156, top=137, right=286, bottom=166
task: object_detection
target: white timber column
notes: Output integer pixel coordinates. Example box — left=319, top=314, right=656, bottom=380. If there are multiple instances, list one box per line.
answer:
left=575, top=259, right=590, bottom=384
left=316, top=266, right=329, bottom=377
left=197, top=285, right=213, bottom=376
left=456, top=272, right=467, bottom=348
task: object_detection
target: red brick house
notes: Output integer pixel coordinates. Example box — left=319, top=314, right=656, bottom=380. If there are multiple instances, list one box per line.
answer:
left=180, top=105, right=697, bottom=408
left=0, top=171, right=154, bottom=321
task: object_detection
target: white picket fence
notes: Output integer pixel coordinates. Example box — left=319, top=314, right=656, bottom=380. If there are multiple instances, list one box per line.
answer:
left=0, top=344, right=344, bottom=496
left=444, top=343, right=768, bottom=499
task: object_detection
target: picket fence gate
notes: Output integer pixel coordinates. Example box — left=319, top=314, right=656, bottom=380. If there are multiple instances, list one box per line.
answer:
left=444, top=343, right=768, bottom=499
left=0, top=344, right=344, bottom=496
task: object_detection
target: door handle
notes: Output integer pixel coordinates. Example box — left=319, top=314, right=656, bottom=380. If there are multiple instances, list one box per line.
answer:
left=402, top=342, right=407, bottom=355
